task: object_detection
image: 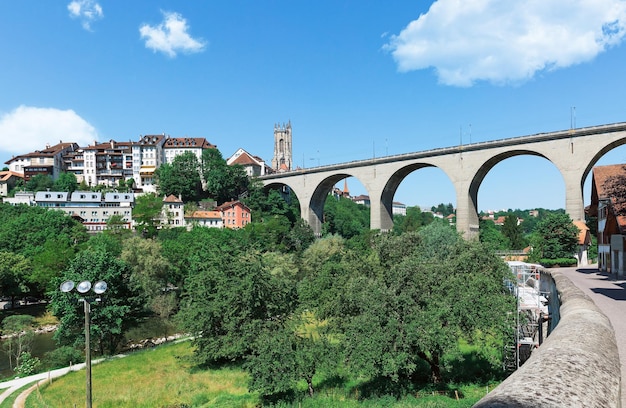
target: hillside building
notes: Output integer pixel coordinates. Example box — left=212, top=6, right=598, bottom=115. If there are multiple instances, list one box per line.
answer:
left=227, top=148, right=272, bottom=177
left=590, top=164, right=626, bottom=276
left=5, top=142, right=79, bottom=181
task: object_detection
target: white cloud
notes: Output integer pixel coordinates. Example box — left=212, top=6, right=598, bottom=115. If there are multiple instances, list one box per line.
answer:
left=139, top=11, right=207, bottom=58
left=0, top=106, right=98, bottom=156
left=384, top=0, right=626, bottom=86
left=67, top=0, right=103, bottom=31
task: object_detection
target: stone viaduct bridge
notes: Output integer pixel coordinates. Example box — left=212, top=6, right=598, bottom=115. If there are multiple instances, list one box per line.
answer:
left=260, top=122, right=626, bottom=237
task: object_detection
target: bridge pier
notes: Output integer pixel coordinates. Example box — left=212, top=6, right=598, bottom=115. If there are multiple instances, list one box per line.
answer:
left=260, top=123, right=626, bottom=239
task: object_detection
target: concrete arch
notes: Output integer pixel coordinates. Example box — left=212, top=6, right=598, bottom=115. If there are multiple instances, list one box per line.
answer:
left=379, top=163, right=456, bottom=231
left=263, top=181, right=307, bottom=219
left=469, top=149, right=555, bottom=211
left=260, top=122, right=626, bottom=237
left=308, top=173, right=370, bottom=235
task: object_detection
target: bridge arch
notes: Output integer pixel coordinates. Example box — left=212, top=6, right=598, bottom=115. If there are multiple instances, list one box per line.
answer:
left=259, top=122, right=626, bottom=238
left=308, top=173, right=370, bottom=235
left=470, top=149, right=556, bottom=210
left=262, top=181, right=305, bottom=217
left=380, top=163, right=456, bottom=230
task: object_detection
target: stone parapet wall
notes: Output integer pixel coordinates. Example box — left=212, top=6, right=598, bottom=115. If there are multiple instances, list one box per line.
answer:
left=475, top=269, right=621, bottom=408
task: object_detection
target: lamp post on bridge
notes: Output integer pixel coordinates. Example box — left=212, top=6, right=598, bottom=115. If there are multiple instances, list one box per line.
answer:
left=60, top=279, right=108, bottom=408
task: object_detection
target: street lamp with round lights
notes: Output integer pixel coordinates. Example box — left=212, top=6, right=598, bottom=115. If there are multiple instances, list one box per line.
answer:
left=60, top=280, right=107, bottom=408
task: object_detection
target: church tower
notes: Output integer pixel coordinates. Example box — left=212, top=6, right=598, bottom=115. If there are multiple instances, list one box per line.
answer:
left=272, top=121, right=292, bottom=172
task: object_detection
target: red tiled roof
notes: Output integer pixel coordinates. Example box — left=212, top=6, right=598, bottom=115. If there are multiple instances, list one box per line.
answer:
left=592, top=164, right=626, bottom=231
left=215, top=200, right=250, bottom=212
left=163, top=137, right=217, bottom=149
left=163, top=194, right=183, bottom=203
left=138, top=135, right=165, bottom=146
left=0, top=171, right=23, bottom=182
left=6, top=142, right=78, bottom=163
left=230, top=152, right=260, bottom=166
left=573, top=220, right=591, bottom=245
left=186, top=210, right=221, bottom=219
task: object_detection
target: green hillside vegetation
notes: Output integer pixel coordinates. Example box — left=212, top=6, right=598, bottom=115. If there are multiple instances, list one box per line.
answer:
left=24, top=340, right=496, bottom=407
left=0, top=190, right=581, bottom=405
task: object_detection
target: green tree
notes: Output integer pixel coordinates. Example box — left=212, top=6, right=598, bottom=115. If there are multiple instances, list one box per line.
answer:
left=309, top=224, right=513, bottom=384
left=243, top=184, right=299, bottom=224
left=155, top=152, right=203, bottom=202
left=393, top=206, right=434, bottom=234
left=530, top=212, right=579, bottom=261
left=50, top=248, right=143, bottom=355
left=132, top=193, right=163, bottom=238
left=30, top=235, right=76, bottom=295
left=322, top=196, right=369, bottom=239
left=53, top=172, right=78, bottom=193
left=15, top=351, right=41, bottom=376
left=104, top=214, right=132, bottom=239
left=178, top=251, right=297, bottom=364
left=0, top=252, right=32, bottom=305
left=244, top=215, right=313, bottom=253
left=0, top=204, right=87, bottom=257
left=24, top=174, right=53, bottom=192
left=431, top=202, right=455, bottom=216
left=246, top=317, right=337, bottom=398
left=1, top=315, right=35, bottom=370
left=501, top=214, right=525, bottom=249
left=201, top=148, right=249, bottom=204
left=121, top=237, right=176, bottom=319
left=479, top=219, right=509, bottom=250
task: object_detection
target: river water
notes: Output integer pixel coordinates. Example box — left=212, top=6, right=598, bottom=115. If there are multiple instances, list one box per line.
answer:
left=0, top=331, right=57, bottom=379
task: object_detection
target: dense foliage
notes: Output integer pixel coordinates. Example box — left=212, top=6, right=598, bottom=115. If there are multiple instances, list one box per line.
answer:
left=175, top=221, right=515, bottom=401
left=0, top=194, right=580, bottom=404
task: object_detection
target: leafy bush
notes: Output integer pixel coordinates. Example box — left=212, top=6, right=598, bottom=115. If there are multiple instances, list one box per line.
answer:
left=539, top=258, right=577, bottom=267
left=16, top=351, right=41, bottom=376
left=42, top=346, right=84, bottom=370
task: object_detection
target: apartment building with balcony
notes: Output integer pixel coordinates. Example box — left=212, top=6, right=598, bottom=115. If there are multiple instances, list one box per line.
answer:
left=5, top=142, right=79, bottom=181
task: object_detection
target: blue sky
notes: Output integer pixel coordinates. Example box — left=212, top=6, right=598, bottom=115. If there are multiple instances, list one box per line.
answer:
left=2, top=0, right=626, bottom=212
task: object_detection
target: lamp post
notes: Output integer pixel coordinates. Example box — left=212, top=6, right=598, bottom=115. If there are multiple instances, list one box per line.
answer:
left=60, top=280, right=108, bottom=408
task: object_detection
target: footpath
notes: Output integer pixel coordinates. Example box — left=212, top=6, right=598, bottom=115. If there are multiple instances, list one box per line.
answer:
left=0, top=334, right=186, bottom=407
left=0, top=357, right=111, bottom=407
left=556, top=265, right=626, bottom=408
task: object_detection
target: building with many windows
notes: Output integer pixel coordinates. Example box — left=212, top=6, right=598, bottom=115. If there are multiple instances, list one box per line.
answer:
left=163, top=137, right=217, bottom=164
left=227, top=148, right=272, bottom=177
left=5, top=142, right=79, bottom=181
left=590, top=164, right=626, bottom=276
left=161, top=194, right=185, bottom=227
left=184, top=210, right=223, bottom=229
left=215, top=200, right=251, bottom=229
left=0, top=171, right=23, bottom=197
left=33, top=190, right=134, bottom=232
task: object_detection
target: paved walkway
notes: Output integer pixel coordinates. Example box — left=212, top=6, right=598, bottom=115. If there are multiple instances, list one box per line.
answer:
left=0, top=356, right=112, bottom=407
left=0, top=362, right=87, bottom=406
left=557, top=265, right=626, bottom=408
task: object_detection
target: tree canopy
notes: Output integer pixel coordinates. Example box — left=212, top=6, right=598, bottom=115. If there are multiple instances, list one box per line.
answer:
left=155, top=152, right=203, bottom=202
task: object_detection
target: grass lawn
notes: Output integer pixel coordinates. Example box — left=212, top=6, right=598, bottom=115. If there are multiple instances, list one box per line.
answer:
left=24, top=340, right=258, bottom=408
left=23, top=340, right=495, bottom=407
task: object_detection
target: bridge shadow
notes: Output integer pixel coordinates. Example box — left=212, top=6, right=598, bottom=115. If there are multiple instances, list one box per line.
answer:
left=572, top=267, right=626, bottom=300
left=576, top=267, right=600, bottom=275
left=590, top=287, right=626, bottom=301
left=575, top=267, right=616, bottom=282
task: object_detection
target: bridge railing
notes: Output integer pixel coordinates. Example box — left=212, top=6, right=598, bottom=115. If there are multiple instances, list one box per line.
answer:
left=475, top=269, right=621, bottom=407
left=260, top=122, right=626, bottom=179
